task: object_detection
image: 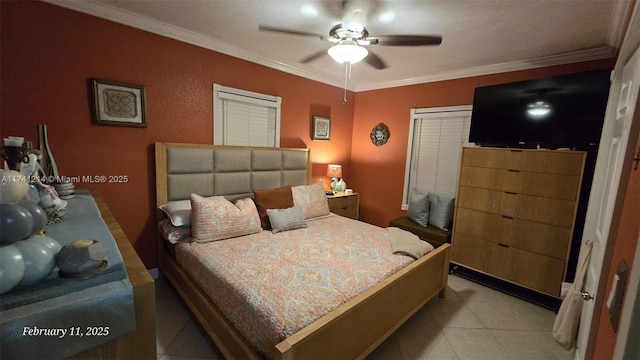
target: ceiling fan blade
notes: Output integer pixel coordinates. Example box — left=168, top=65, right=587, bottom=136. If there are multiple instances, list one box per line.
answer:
left=299, top=49, right=328, bottom=64
left=364, top=50, right=387, bottom=70
left=367, top=35, right=442, bottom=46
left=259, top=24, right=325, bottom=39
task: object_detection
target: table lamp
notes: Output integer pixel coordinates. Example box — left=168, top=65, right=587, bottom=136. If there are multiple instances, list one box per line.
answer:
left=326, top=164, right=342, bottom=193
left=327, top=164, right=347, bottom=192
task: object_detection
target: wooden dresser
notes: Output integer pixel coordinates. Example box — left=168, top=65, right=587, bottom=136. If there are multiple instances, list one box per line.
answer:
left=327, top=192, right=360, bottom=220
left=68, top=192, right=156, bottom=359
left=451, top=147, right=586, bottom=297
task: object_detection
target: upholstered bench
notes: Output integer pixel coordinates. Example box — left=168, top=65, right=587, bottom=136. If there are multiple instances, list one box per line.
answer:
left=388, top=216, right=452, bottom=248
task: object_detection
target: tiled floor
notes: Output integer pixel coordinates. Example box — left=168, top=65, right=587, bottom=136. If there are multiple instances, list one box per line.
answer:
left=155, top=274, right=575, bottom=359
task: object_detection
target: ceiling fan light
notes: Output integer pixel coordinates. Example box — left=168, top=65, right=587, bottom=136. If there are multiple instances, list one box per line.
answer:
left=526, top=101, right=552, bottom=118
left=327, top=41, right=368, bottom=64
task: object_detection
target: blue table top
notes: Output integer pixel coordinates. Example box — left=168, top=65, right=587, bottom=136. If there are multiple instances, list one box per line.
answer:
left=0, top=189, right=135, bottom=359
left=0, top=189, right=128, bottom=310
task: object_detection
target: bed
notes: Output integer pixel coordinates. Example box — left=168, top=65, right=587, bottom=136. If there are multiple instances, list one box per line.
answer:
left=155, top=142, right=451, bottom=359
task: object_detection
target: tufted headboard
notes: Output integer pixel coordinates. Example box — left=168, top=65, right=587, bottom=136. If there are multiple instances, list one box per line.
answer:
left=155, top=142, right=312, bottom=208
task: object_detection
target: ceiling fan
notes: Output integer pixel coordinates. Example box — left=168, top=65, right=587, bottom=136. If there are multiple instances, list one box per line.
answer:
left=258, top=1, right=442, bottom=70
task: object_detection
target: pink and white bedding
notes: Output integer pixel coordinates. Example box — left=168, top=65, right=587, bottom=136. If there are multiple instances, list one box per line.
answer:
left=175, top=213, right=434, bottom=357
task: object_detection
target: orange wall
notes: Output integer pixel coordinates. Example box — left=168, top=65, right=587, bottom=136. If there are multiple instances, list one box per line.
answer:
left=350, top=60, right=615, bottom=227
left=0, top=1, right=355, bottom=268
left=0, top=1, right=618, bottom=269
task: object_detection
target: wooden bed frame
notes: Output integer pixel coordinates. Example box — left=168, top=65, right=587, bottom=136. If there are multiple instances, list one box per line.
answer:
left=155, top=142, right=451, bottom=359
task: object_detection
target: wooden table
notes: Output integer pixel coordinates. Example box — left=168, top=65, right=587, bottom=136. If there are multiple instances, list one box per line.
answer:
left=66, top=192, right=156, bottom=359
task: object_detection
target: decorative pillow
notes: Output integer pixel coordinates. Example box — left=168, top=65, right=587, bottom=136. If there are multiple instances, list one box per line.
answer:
left=428, top=193, right=455, bottom=231
left=253, top=185, right=294, bottom=229
left=407, top=188, right=430, bottom=227
left=159, top=200, right=191, bottom=227
left=190, top=194, right=262, bottom=243
left=292, top=181, right=330, bottom=220
left=158, top=218, right=191, bottom=244
left=266, top=206, right=308, bottom=234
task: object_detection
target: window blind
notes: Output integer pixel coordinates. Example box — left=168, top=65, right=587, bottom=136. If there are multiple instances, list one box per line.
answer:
left=213, top=84, right=281, bottom=147
left=222, top=100, right=276, bottom=147
left=403, top=106, right=472, bottom=207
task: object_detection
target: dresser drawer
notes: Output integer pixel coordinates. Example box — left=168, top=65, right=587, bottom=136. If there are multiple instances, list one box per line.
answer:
left=453, top=208, right=571, bottom=259
left=327, top=193, right=359, bottom=220
left=461, top=147, right=585, bottom=175
left=459, top=166, right=581, bottom=201
left=452, top=234, right=564, bottom=296
left=457, top=187, right=576, bottom=227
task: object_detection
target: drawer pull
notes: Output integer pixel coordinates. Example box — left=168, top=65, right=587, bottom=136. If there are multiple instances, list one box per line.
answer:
left=507, top=169, right=520, bottom=172
left=501, top=215, right=514, bottom=220
left=505, top=191, right=517, bottom=195
left=498, top=243, right=509, bottom=248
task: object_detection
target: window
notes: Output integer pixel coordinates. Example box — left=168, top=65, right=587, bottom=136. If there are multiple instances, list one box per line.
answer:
left=213, top=84, right=281, bottom=147
left=402, top=106, right=472, bottom=208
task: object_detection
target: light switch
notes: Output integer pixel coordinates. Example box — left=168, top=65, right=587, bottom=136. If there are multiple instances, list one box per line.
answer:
left=609, top=260, right=629, bottom=332
left=606, top=274, right=620, bottom=309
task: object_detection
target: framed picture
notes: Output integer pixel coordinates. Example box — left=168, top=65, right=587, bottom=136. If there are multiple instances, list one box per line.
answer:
left=91, top=78, right=146, bottom=127
left=311, top=116, right=331, bottom=141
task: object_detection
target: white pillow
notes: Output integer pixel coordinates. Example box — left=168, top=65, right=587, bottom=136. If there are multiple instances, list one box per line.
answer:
left=159, top=200, right=191, bottom=227
left=266, top=206, right=308, bottom=234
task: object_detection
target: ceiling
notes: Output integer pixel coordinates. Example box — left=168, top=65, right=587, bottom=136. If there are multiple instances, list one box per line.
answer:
left=46, top=0, right=629, bottom=91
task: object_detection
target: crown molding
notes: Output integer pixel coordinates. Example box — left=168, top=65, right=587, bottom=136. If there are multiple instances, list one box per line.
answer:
left=43, top=0, right=349, bottom=89
left=44, top=0, right=617, bottom=93
left=354, top=46, right=617, bottom=92
left=608, top=0, right=632, bottom=49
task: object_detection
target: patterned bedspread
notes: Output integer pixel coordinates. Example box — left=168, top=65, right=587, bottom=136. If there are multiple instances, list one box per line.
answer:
left=175, top=214, right=434, bottom=357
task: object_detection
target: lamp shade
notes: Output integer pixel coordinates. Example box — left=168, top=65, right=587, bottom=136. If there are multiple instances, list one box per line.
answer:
left=327, top=40, right=368, bottom=64
left=326, top=164, right=342, bottom=178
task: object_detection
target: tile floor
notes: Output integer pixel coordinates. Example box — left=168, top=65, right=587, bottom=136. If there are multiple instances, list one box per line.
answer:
left=155, top=274, right=575, bottom=360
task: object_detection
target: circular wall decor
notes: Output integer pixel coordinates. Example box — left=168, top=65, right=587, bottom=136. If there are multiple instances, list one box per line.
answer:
left=370, top=123, right=390, bottom=146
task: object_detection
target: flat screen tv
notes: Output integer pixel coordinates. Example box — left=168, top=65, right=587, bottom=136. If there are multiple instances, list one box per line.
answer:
left=469, top=69, right=611, bottom=149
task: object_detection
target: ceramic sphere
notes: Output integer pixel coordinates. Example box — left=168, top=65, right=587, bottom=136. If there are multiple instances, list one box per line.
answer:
left=0, top=203, right=34, bottom=244
left=14, top=237, right=55, bottom=286
left=0, top=170, right=28, bottom=204
left=27, top=234, right=62, bottom=256
left=18, top=200, right=48, bottom=235
left=0, top=244, right=25, bottom=294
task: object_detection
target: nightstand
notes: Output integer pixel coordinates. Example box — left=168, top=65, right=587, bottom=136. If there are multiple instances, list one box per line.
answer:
left=327, top=192, right=359, bottom=220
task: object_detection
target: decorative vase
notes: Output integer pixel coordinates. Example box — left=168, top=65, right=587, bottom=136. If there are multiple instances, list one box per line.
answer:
left=2, top=146, right=23, bottom=170
left=57, top=239, right=107, bottom=277
left=37, top=124, right=59, bottom=182
left=335, top=178, right=346, bottom=192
